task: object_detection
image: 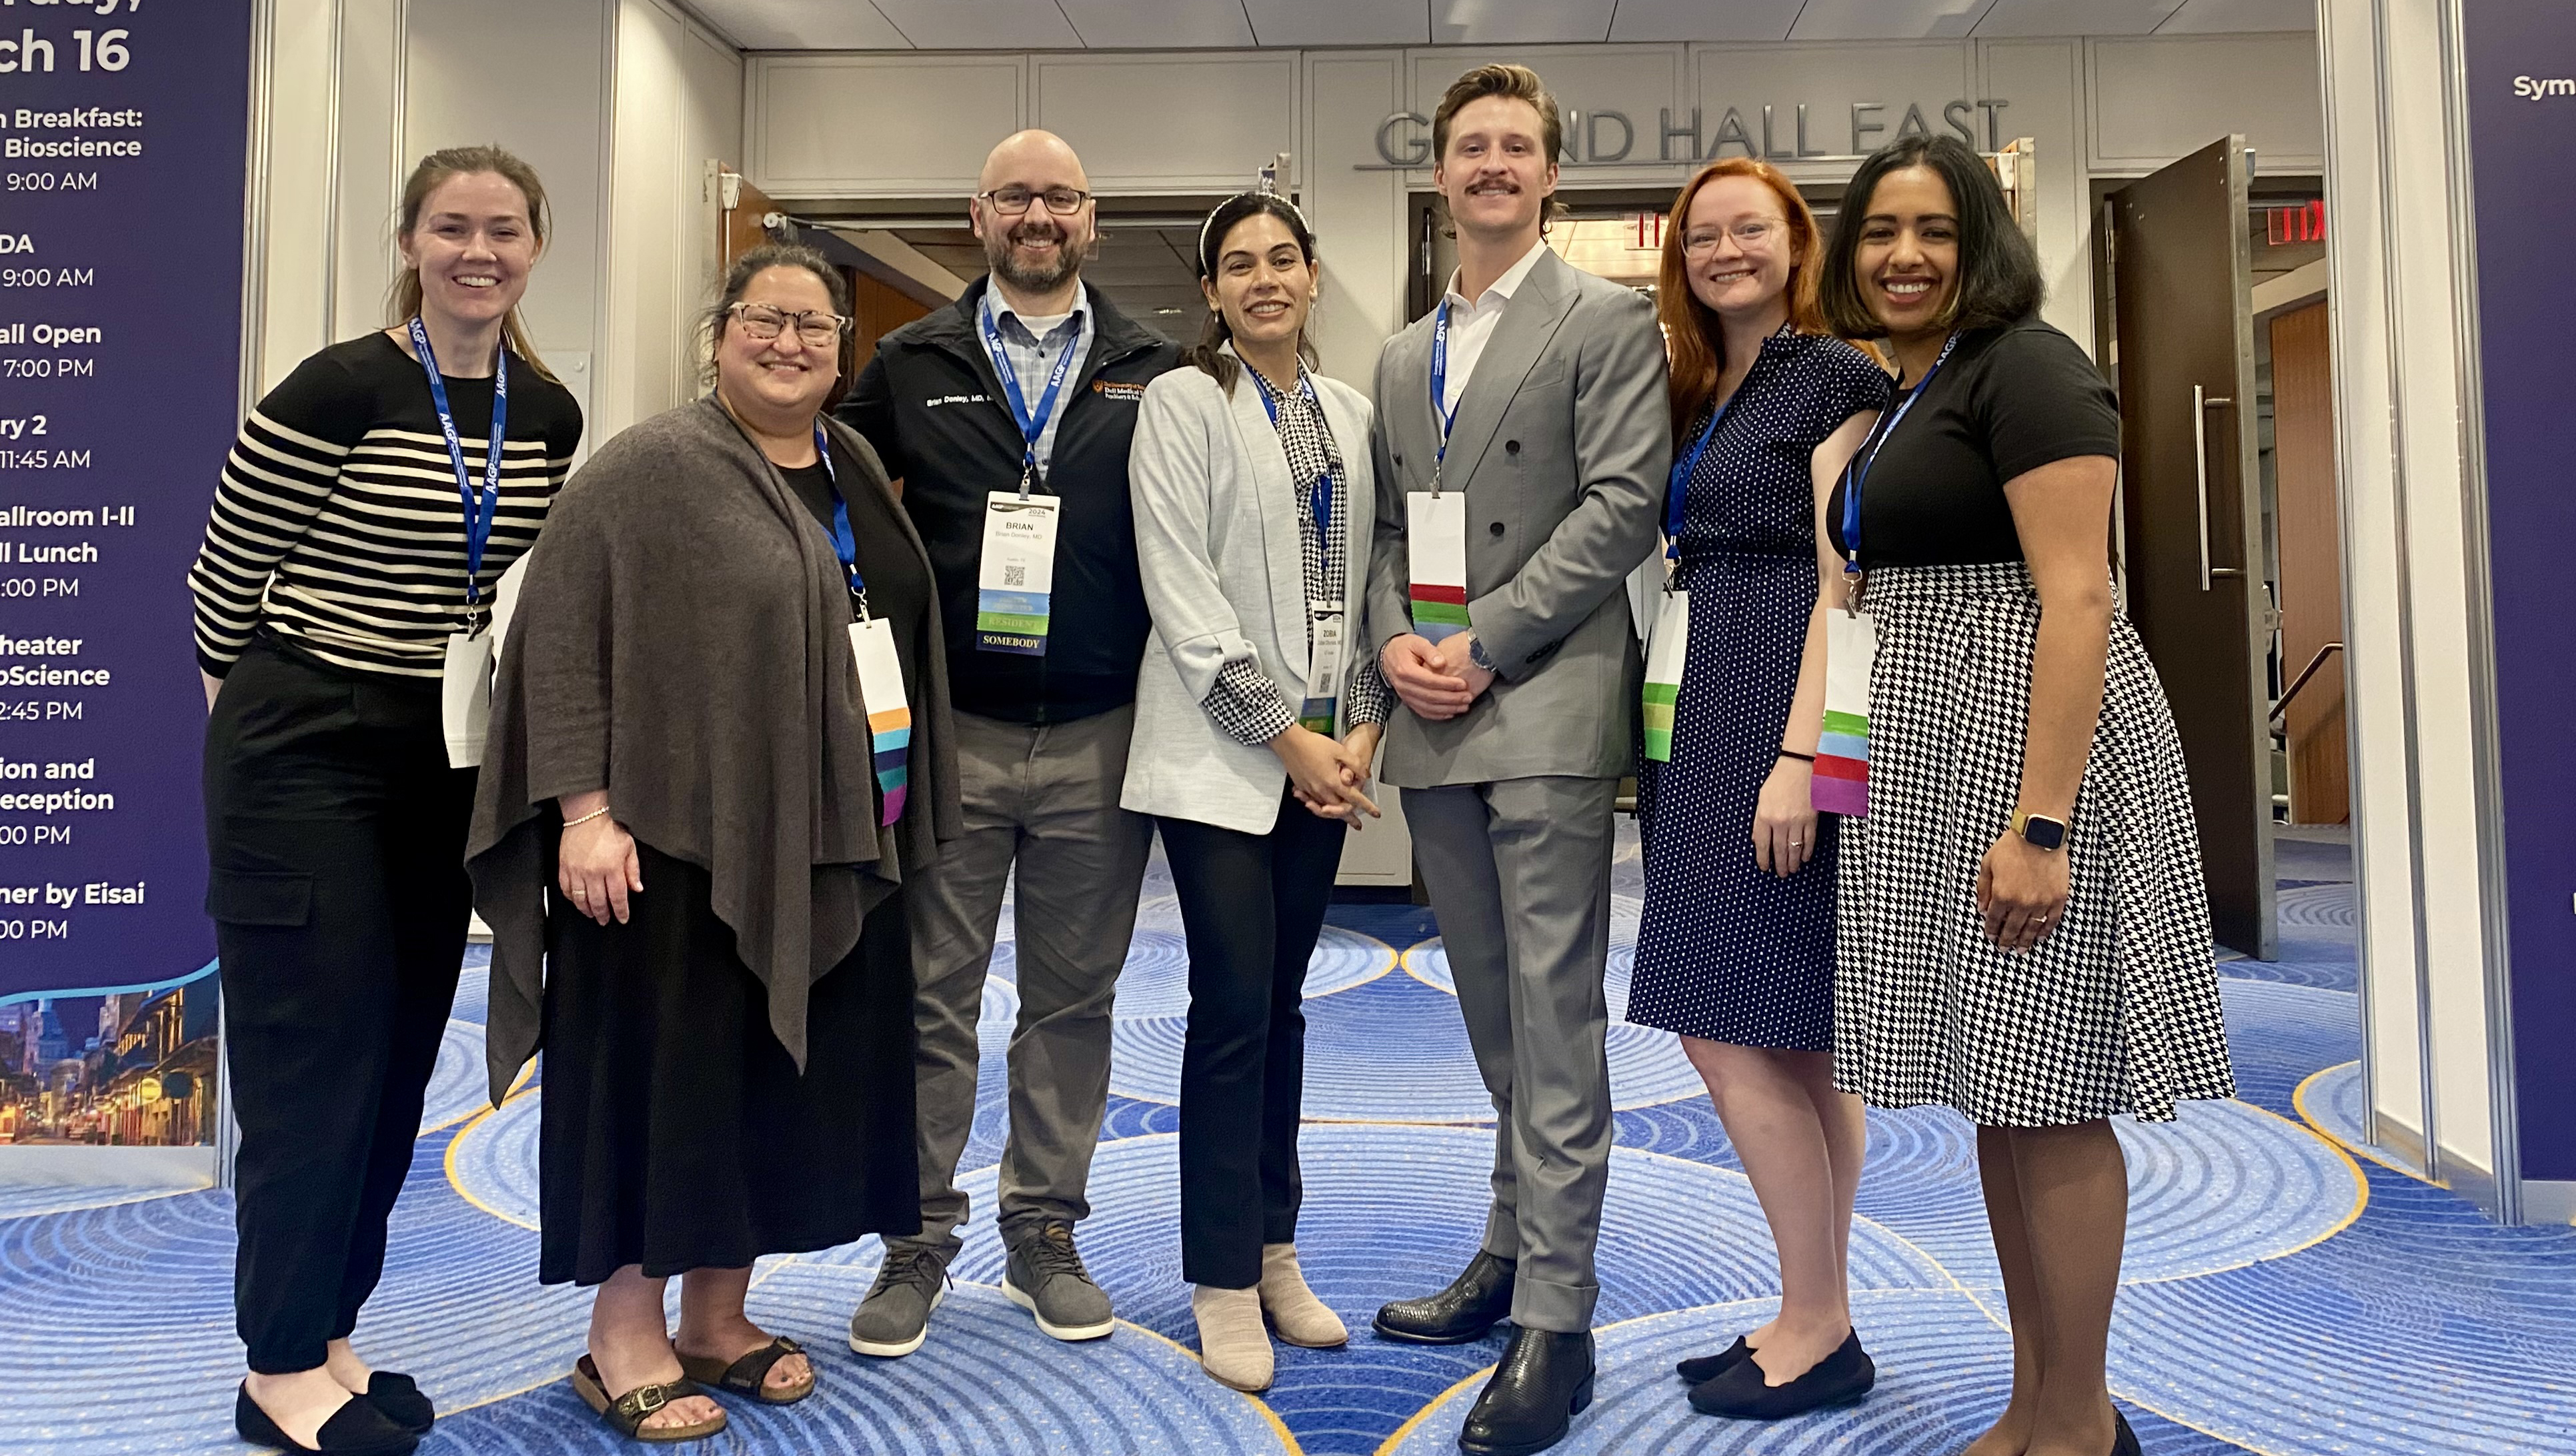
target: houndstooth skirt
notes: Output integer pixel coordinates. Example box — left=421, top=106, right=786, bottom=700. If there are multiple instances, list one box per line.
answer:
left=1832, top=562, right=2235, bottom=1125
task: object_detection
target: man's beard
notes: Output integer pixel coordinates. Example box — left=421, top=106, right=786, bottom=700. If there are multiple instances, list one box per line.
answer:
left=987, top=218, right=1085, bottom=294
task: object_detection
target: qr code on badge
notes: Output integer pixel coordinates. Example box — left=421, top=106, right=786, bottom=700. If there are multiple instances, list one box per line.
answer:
left=1004, top=564, right=1026, bottom=588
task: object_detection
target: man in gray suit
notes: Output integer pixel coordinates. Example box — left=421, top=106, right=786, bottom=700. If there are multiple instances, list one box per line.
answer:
left=1365, top=63, right=1668, bottom=1456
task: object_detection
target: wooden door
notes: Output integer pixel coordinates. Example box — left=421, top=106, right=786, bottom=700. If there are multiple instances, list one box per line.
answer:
left=2111, top=137, right=2276, bottom=959
left=2269, top=301, right=2348, bottom=824
left=719, top=167, right=782, bottom=274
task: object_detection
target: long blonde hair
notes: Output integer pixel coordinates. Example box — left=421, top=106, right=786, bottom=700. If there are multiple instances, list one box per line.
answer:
left=385, top=145, right=558, bottom=383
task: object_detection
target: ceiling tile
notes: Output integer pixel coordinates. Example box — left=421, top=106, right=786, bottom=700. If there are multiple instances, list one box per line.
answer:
left=868, top=0, right=1082, bottom=50
left=1242, top=0, right=1429, bottom=45
left=1058, top=0, right=1254, bottom=48
left=2155, top=0, right=2317, bottom=33
left=1606, top=0, right=1807, bottom=43
left=1789, top=0, right=2000, bottom=41
left=1974, top=0, right=2182, bottom=36
left=686, top=0, right=912, bottom=49
left=1431, top=0, right=1619, bottom=46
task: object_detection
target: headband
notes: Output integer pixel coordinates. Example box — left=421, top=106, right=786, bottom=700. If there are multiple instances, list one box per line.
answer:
left=1196, top=187, right=1313, bottom=276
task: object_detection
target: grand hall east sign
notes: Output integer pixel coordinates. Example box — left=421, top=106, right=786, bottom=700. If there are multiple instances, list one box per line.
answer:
left=1362, top=98, right=2020, bottom=169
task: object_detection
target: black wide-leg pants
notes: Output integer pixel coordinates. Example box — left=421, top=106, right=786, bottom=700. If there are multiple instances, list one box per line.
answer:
left=1157, top=788, right=1347, bottom=1290
left=203, top=632, right=473, bottom=1374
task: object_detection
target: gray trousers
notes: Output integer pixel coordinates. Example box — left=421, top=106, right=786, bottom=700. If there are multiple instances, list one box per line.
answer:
left=898, top=705, right=1155, bottom=1261
left=1402, top=776, right=1618, bottom=1333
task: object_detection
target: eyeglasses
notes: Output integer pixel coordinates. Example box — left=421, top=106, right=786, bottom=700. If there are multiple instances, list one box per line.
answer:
left=979, top=185, right=1092, bottom=217
left=728, top=302, right=850, bottom=347
left=1681, top=219, right=1785, bottom=256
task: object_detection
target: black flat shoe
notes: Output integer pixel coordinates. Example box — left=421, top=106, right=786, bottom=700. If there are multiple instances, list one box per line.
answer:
left=1674, top=1335, right=1752, bottom=1384
left=1457, top=1327, right=1594, bottom=1456
left=1686, top=1329, right=1874, bottom=1419
left=2113, top=1409, right=2143, bottom=1456
left=365, top=1372, right=434, bottom=1436
left=1374, top=1249, right=1517, bottom=1345
left=235, top=1383, right=419, bottom=1456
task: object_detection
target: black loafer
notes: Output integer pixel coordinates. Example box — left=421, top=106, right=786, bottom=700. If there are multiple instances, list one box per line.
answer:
left=1674, top=1336, right=1752, bottom=1384
left=235, top=1383, right=419, bottom=1456
left=1686, top=1329, right=1874, bottom=1419
left=1457, top=1327, right=1594, bottom=1456
left=365, top=1372, right=434, bottom=1436
left=1374, top=1249, right=1517, bottom=1345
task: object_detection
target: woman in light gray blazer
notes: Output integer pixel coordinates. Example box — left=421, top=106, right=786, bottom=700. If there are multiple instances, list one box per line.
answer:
left=1124, top=192, right=1383, bottom=1396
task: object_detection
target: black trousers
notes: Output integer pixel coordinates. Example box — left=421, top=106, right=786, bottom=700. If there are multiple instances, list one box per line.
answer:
left=1157, top=788, right=1347, bottom=1289
left=204, top=632, right=474, bottom=1373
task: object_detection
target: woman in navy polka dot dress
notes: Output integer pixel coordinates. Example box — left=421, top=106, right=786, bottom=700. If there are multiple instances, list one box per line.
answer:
left=1627, top=158, right=1892, bottom=1418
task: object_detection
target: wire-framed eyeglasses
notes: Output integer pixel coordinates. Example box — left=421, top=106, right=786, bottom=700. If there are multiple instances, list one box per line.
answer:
left=1680, top=219, right=1786, bottom=256
left=727, top=302, right=850, bottom=347
left=978, top=185, right=1092, bottom=217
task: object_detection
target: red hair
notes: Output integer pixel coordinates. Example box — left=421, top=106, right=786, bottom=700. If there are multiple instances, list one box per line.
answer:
left=1656, top=157, right=1826, bottom=434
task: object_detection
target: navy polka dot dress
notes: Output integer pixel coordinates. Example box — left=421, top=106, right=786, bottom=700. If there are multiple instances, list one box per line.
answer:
left=1629, top=331, right=1892, bottom=1051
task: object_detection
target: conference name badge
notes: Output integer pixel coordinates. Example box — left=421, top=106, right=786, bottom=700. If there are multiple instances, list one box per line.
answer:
left=439, top=629, right=495, bottom=769
left=848, top=617, right=911, bottom=827
left=1816, top=611, right=1876, bottom=817
left=1406, top=492, right=1468, bottom=643
left=1641, top=590, right=1690, bottom=763
left=976, top=491, right=1060, bottom=655
left=1300, top=601, right=1347, bottom=734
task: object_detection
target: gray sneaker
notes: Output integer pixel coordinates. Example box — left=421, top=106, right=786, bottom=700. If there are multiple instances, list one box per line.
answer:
left=1001, top=1221, right=1115, bottom=1341
left=848, top=1243, right=951, bottom=1357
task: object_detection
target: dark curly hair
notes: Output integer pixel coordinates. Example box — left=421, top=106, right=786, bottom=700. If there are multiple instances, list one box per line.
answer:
left=1818, top=135, right=2043, bottom=340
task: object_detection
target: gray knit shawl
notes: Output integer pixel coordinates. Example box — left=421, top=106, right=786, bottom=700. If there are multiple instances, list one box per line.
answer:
left=465, top=397, right=960, bottom=1105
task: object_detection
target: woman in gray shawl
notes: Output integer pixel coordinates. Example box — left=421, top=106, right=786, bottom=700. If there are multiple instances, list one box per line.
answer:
left=467, top=244, right=958, bottom=1443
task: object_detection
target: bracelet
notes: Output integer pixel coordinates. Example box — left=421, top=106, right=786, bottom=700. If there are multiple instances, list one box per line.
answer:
left=1777, top=749, right=1816, bottom=763
left=561, top=805, right=612, bottom=830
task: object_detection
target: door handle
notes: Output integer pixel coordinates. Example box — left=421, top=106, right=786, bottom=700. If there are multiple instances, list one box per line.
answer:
left=2193, top=386, right=2242, bottom=590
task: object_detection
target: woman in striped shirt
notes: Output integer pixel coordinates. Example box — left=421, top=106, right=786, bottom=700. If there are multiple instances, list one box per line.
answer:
left=191, top=145, right=581, bottom=1456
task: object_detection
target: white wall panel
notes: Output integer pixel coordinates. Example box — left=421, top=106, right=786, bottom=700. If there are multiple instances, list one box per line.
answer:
left=1982, top=39, right=2093, bottom=350
left=2089, top=32, right=2324, bottom=172
left=1690, top=42, right=1983, bottom=164
left=748, top=55, right=1024, bottom=197
left=1031, top=53, right=1298, bottom=193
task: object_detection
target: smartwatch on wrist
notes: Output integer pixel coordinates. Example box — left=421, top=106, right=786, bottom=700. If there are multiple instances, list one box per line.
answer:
left=2009, top=808, right=2069, bottom=852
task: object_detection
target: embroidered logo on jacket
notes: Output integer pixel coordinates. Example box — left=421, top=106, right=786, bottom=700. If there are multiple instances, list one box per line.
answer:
left=1091, top=380, right=1146, bottom=401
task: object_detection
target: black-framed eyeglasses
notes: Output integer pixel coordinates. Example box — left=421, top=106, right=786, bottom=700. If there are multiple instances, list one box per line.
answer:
left=727, top=302, right=850, bottom=347
left=979, top=185, right=1092, bottom=217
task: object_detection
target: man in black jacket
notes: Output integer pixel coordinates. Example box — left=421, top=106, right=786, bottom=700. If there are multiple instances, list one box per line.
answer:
left=837, top=129, right=1180, bottom=1360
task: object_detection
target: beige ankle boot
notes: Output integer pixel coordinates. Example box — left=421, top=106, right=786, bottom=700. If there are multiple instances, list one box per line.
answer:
left=1258, top=1244, right=1348, bottom=1349
left=1192, top=1285, right=1274, bottom=1392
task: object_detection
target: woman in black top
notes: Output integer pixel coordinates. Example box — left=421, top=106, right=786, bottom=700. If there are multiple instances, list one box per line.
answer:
left=1816, top=137, right=2231, bottom=1456
left=191, top=146, right=581, bottom=1456
left=467, top=245, right=960, bottom=1443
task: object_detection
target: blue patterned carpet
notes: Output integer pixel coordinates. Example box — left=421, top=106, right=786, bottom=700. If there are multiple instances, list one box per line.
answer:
left=6, top=824, right=2574, bottom=1454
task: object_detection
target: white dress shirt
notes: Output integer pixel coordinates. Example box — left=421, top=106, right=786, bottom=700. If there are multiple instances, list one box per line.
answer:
left=1436, top=237, right=1553, bottom=418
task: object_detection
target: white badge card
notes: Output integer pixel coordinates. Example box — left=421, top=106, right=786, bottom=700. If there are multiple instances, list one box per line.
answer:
left=440, top=630, right=495, bottom=769
left=1640, top=590, right=1690, bottom=763
left=1406, top=492, right=1469, bottom=643
left=849, top=617, right=913, bottom=826
left=977, top=492, right=1061, bottom=655
left=1300, top=602, right=1347, bottom=734
left=1815, top=611, right=1876, bottom=818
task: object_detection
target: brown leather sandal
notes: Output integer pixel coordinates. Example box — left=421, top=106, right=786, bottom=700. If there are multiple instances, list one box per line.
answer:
left=569, top=1355, right=728, bottom=1443
left=676, top=1335, right=815, bottom=1405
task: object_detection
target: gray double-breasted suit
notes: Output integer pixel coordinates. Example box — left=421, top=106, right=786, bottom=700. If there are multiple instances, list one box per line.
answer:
left=1365, top=244, right=1669, bottom=1331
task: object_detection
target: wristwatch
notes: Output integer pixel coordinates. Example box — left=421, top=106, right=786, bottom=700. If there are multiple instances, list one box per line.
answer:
left=2009, top=809, right=2069, bottom=852
left=1466, top=634, right=1498, bottom=672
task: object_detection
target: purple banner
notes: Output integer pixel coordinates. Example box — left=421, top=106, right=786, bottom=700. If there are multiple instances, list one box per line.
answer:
left=2464, top=3, right=2576, bottom=1183
left=0, top=2, right=248, bottom=1019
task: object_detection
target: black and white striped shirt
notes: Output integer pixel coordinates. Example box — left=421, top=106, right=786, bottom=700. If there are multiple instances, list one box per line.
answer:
left=189, top=331, right=585, bottom=680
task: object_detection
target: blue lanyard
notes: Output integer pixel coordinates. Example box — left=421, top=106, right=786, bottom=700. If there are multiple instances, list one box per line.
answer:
left=1663, top=388, right=1745, bottom=565
left=980, top=302, right=1082, bottom=494
left=405, top=317, right=508, bottom=616
left=812, top=422, right=869, bottom=615
left=1429, top=300, right=1462, bottom=478
left=1256, top=368, right=1335, bottom=539
left=1840, top=332, right=1960, bottom=572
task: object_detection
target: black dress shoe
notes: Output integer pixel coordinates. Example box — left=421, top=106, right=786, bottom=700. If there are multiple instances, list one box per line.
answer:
left=234, top=1383, right=419, bottom=1456
left=365, top=1372, right=434, bottom=1436
left=1686, top=1329, right=1874, bottom=1419
left=1374, top=1250, right=1516, bottom=1345
left=1458, top=1327, right=1594, bottom=1456
left=1674, top=1335, right=1752, bottom=1384
left=2112, top=1409, right=2142, bottom=1456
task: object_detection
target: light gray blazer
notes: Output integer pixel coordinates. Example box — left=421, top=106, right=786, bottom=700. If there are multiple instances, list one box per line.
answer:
left=1364, top=246, right=1670, bottom=788
left=1122, top=356, right=1378, bottom=834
